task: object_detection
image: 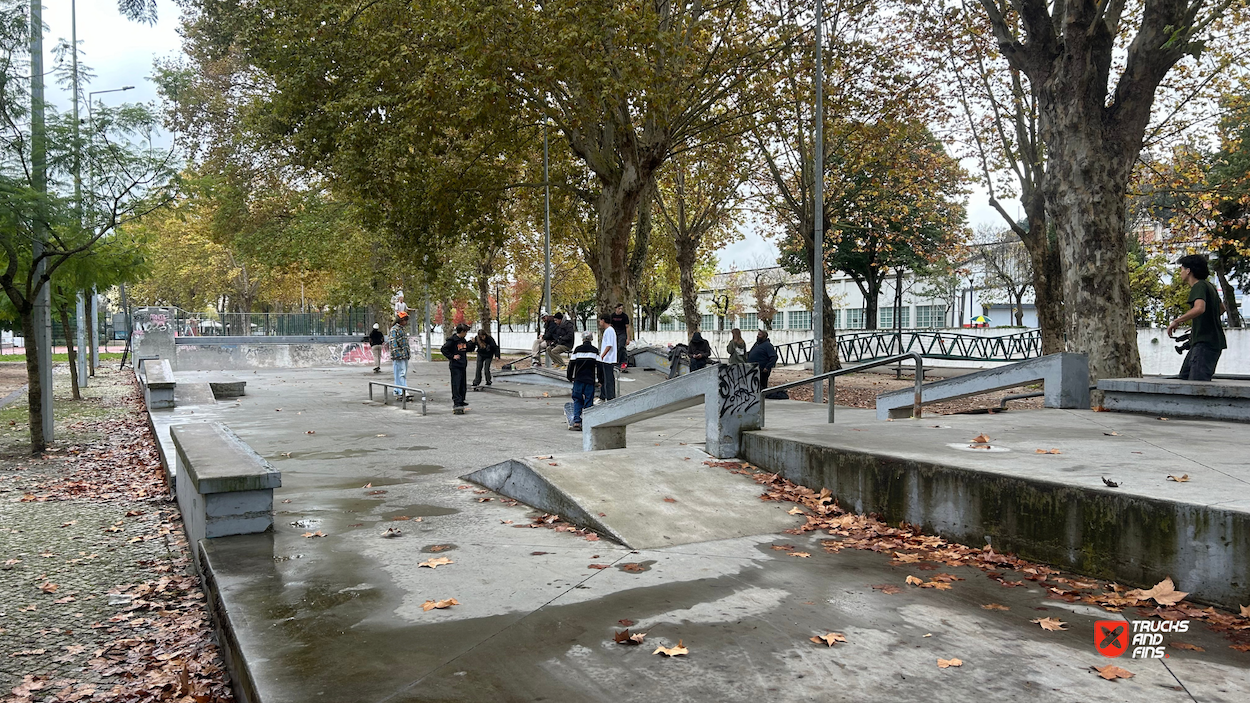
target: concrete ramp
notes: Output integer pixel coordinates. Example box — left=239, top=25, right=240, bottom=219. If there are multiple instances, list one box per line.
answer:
left=462, top=446, right=796, bottom=548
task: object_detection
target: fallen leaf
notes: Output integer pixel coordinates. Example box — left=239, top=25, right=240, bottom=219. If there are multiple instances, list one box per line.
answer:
left=421, top=598, right=459, bottom=611
left=810, top=632, right=847, bottom=647
left=1031, top=617, right=1067, bottom=631
left=1034, top=448, right=1062, bottom=454
left=393, top=516, right=411, bottom=521
left=9, top=649, right=47, bottom=657
left=301, top=531, right=325, bottom=538
left=58, top=521, right=77, bottom=527
left=1092, top=664, right=1133, bottom=680
left=530, top=551, right=549, bottom=556
left=38, top=582, right=58, bottom=593
left=1103, top=431, right=1120, bottom=436
left=281, top=499, right=291, bottom=503
left=419, top=557, right=453, bottom=569
left=1231, top=643, right=1250, bottom=652
left=1170, top=642, right=1204, bottom=652
left=1241, top=604, right=1250, bottom=617
left=53, top=596, right=75, bottom=604
left=1101, top=477, right=1119, bottom=488
left=788, top=552, right=811, bottom=558
left=1167, top=474, right=1190, bottom=483
left=3, top=558, right=19, bottom=566
left=906, top=576, right=924, bottom=586
left=305, top=430, right=315, bottom=434
left=663, top=497, right=677, bottom=503
left=787, top=507, right=805, bottom=515
left=771, top=544, right=795, bottom=551
left=614, top=629, right=647, bottom=645
left=588, top=564, right=610, bottom=570
left=872, top=584, right=902, bottom=594
left=363, top=483, right=372, bottom=488
left=1158, top=417, right=1169, bottom=421
left=653, top=640, right=689, bottom=657
left=1125, top=577, right=1188, bottom=606
left=618, top=619, right=635, bottom=627
left=981, top=603, right=1010, bottom=611
left=428, top=545, right=454, bottom=552
left=937, top=658, right=963, bottom=668
left=477, top=497, right=492, bottom=503
left=971, top=434, right=990, bottom=444
left=367, top=490, right=388, bottom=495
left=620, top=563, right=646, bottom=573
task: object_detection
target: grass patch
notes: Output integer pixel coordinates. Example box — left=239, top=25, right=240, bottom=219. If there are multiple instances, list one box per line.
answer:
left=0, top=352, right=125, bottom=364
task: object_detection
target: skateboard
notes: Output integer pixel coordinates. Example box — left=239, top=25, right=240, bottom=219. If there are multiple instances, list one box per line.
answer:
left=563, top=402, right=575, bottom=426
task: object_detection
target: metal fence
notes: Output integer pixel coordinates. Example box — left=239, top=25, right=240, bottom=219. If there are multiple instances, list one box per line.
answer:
left=774, top=329, right=1043, bottom=366
left=173, top=309, right=376, bottom=337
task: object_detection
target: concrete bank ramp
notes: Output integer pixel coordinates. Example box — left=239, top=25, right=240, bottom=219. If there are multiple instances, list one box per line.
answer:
left=462, top=446, right=795, bottom=548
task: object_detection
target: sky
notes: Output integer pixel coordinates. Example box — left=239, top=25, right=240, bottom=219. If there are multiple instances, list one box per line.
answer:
left=43, top=1, right=1013, bottom=270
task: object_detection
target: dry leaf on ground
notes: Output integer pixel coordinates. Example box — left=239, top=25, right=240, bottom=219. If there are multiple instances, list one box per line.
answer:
left=620, top=563, right=646, bottom=573
left=906, top=575, right=924, bottom=586
left=810, top=632, right=847, bottom=647
left=1167, top=474, right=1190, bottom=482
left=618, top=619, right=634, bottom=627
left=971, top=434, right=990, bottom=444
left=1170, top=642, right=1204, bottom=652
left=788, top=552, right=811, bottom=558
left=1035, top=448, right=1062, bottom=454
left=872, top=584, right=902, bottom=594
left=662, top=497, right=677, bottom=503
left=1102, top=477, right=1120, bottom=487
left=1125, top=577, right=1188, bottom=606
left=937, top=658, right=963, bottom=668
left=1241, top=604, right=1250, bottom=617
left=428, top=544, right=454, bottom=552
left=421, top=598, right=459, bottom=611
left=981, top=603, right=1010, bottom=611
left=1031, top=617, right=1067, bottom=631
left=614, top=629, right=647, bottom=645
left=787, top=507, right=805, bottom=515
left=588, top=564, right=610, bottom=569
left=301, top=531, right=325, bottom=538
left=418, top=557, right=453, bottom=569
left=771, top=544, right=795, bottom=551
left=38, top=582, right=58, bottom=593
left=1092, top=665, right=1133, bottom=680
left=653, top=640, right=689, bottom=657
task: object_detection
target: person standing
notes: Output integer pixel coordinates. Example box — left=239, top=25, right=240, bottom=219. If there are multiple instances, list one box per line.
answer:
left=726, top=328, right=747, bottom=364
left=565, top=332, right=602, bottom=430
left=441, top=323, right=476, bottom=414
left=597, top=314, right=618, bottom=401
left=609, top=303, right=631, bottom=373
left=388, top=312, right=411, bottom=397
left=689, top=332, right=713, bottom=371
left=747, top=329, right=778, bottom=388
left=472, top=328, right=500, bottom=387
left=367, top=323, right=386, bottom=373
left=1168, top=255, right=1228, bottom=381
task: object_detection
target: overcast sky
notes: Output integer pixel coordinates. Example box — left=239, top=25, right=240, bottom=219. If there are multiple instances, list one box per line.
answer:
left=45, top=0, right=1010, bottom=270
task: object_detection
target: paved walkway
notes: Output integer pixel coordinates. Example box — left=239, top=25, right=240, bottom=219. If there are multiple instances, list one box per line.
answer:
left=149, top=363, right=1250, bottom=703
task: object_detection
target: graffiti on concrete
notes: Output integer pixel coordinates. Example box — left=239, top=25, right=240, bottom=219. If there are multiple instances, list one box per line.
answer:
left=717, top=363, right=761, bottom=419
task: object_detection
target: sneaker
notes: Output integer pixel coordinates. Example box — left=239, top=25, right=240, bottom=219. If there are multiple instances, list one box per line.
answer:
left=572, top=423, right=582, bottom=431
left=485, top=382, right=492, bottom=386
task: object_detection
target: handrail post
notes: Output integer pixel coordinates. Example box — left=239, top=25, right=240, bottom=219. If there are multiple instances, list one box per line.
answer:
left=827, top=375, right=835, bottom=423
left=912, top=352, right=923, bottom=418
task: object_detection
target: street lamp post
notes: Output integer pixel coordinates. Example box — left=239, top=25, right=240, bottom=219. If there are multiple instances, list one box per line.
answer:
left=812, top=0, right=826, bottom=404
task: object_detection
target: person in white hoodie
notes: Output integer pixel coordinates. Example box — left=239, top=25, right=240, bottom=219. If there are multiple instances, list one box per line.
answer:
left=596, top=314, right=617, bottom=401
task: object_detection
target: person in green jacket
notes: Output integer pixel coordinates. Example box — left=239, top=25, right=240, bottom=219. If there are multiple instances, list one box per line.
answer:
left=1167, top=254, right=1227, bottom=381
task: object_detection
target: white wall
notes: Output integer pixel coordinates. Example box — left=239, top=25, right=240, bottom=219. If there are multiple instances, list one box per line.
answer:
left=1139, top=328, right=1250, bottom=376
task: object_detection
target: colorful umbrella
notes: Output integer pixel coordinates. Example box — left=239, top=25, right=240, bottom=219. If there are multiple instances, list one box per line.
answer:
left=971, top=315, right=991, bottom=324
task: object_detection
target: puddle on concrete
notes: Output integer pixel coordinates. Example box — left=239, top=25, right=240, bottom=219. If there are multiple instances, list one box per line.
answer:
left=284, top=445, right=433, bottom=462
left=420, top=544, right=458, bottom=554
left=379, top=505, right=459, bottom=521
left=399, top=464, right=444, bottom=475
left=318, top=477, right=415, bottom=490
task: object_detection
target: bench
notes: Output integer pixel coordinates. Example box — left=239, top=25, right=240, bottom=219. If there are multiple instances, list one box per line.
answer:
left=142, top=359, right=176, bottom=409
left=875, top=352, right=1090, bottom=419
left=368, top=382, right=428, bottom=415
left=171, top=422, right=281, bottom=562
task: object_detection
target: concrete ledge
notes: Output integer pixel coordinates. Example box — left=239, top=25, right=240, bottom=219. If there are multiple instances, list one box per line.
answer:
left=172, top=423, right=281, bottom=559
left=143, top=359, right=176, bottom=409
left=739, top=431, right=1250, bottom=610
left=581, top=364, right=761, bottom=458
left=876, top=352, right=1089, bottom=420
left=1099, top=378, right=1250, bottom=423
left=198, top=539, right=263, bottom=703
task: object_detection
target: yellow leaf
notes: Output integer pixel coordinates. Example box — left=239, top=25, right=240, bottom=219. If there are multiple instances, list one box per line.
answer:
left=1125, top=577, right=1188, bottom=606
left=1030, top=617, right=1067, bottom=631
left=809, top=632, right=846, bottom=647
left=421, top=598, right=459, bottom=611
left=787, top=507, right=804, bottom=515
left=1092, top=664, right=1133, bottom=680
left=653, top=639, right=689, bottom=657
left=906, top=575, right=923, bottom=586
left=937, top=658, right=963, bottom=668
left=788, top=552, right=811, bottom=558
left=418, top=557, right=454, bottom=569
left=1166, top=474, right=1190, bottom=482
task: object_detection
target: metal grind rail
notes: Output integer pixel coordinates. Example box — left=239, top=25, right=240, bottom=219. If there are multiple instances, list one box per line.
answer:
left=766, top=352, right=925, bottom=423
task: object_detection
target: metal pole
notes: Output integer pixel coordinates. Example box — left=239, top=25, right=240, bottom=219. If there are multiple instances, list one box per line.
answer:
left=30, top=0, right=53, bottom=442
left=812, top=0, right=825, bottom=405
left=423, top=285, right=431, bottom=361
left=72, top=1, right=86, bottom=389
left=76, top=294, right=87, bottom=387
left=89, top=287, right=98, bottom=374
left=543, top=122, right=552, bottom=315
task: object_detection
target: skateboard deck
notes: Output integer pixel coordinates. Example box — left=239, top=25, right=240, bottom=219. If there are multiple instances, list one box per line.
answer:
left=563, top=402, right=575, bottom=426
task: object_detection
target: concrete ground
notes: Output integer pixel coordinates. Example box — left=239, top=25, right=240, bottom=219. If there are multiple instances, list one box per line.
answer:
left=149, top=363, right=1250, bottom=703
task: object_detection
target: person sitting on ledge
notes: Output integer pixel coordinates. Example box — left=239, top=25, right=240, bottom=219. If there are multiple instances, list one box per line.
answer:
left=1167, top=254, right=1227, bottom=382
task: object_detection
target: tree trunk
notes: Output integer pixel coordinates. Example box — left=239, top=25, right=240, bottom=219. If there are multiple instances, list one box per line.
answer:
left=595, top=172, right=652, bottom=312
left=625, top=177, right=655, bottom=312
left=1214, top=261, right=1242, bottom=328
left=676, top=238, right=700, bottom=339
left=476, top=265, right=493, bottom=332
left=19, top=309, right=47, bottom=453
left=809, top=264, right=840, bottom=372
left=862, top=276, right=883, bottom=331
left=1020, top=220, right=1065, bottom=353
left=58, top=305, right=81, bottom=401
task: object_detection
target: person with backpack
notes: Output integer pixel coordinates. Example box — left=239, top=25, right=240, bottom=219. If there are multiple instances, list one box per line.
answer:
left=472, top=328, right=501, bottom=387
left=440, top=323, right=476, bottom=414
left=564, top=332, right=602, bottom=431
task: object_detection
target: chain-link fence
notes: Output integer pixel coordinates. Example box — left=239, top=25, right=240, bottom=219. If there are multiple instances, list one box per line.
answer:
left=175, top=308, right=376, bottom=337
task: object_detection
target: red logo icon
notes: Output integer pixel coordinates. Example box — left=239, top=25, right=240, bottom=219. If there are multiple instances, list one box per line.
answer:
left=1095, top=620, right=1128, bottom=657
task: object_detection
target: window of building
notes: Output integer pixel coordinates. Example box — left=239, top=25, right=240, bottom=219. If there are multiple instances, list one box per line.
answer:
left=879, top=306, right=910, bottom=329
left=787, top=310, right=811, bottom=330
left=915, top=305, right=946, bottom=328
left=701, top=314, right=716, bottom=331
left=845, top=308, right=865, bottom=329
left=660, top=318, right=676, bottom=331
left=739, top=313, right=758, bottom=330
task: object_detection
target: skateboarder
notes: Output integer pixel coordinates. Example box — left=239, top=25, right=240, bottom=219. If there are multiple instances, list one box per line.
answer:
left=440, top=323, right=476, bottom=414
left=387, top=312, right=411, bottom=397
left=1168, top=254, right=1228, bottom=381
left=367, top=323, right=386, bottom=373
left=472, top=329, right=501, bottom=387
left=597, top=314, right=618, bottom=401
left=609, top=303, right=631, bottom=373
left=565, top=332, right=601, bottom=430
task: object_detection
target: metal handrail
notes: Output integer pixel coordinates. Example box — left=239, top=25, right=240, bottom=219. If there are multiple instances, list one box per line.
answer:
left=766, top=351, right=925, bottom=423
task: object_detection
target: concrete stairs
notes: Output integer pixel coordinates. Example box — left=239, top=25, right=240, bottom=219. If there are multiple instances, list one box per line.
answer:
left=1098, top=377, right=1250, bottom=422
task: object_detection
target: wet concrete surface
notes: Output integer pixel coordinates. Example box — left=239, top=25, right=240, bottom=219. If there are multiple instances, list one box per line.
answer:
left=156, top=365, right=1249, bottom=702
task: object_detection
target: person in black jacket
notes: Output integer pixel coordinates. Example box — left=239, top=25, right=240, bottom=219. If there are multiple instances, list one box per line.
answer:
left=440, top=323, right=476, bottom=414
left=366, top=323, right=386, bottom=373
left=472, top=329, right=501, bottom=387
left=565, top=333, right=601, bottom=430
left=689, top=332, right=713, bottom=371
left=531, top=313, right=557, bottom=368
left=747, top=330, right=778, bottom=388
left=547, top=312, right=576, bottom=368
